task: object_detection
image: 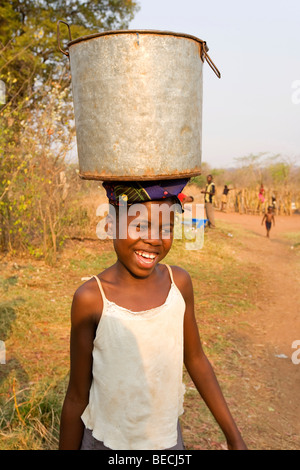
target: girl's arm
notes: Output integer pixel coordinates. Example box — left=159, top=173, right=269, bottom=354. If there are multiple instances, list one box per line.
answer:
left=173, top=267, right=247, bottom=450
left=59, top=281, right=101, bottom=450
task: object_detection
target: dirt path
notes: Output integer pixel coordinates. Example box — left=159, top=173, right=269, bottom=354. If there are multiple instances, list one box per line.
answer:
left=215, top=211, right=300, bottom=449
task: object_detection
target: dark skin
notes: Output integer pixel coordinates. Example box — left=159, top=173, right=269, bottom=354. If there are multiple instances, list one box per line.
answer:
left=59, top=200, right=247, bottom=450
left=180, top=195, right=194, bottom=206
left=262, top=209, right=275, bottom=238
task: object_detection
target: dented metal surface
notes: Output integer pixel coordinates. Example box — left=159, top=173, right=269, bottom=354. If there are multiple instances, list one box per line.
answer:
left=67, top=30, right=208, bottom=180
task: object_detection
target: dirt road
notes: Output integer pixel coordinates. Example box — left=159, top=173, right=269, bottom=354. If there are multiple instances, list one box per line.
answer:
left=215, top=211, right=300, bottom=449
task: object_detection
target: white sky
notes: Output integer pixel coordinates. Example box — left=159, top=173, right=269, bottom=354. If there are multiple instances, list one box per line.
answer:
left=130, top=0, right=300, bottom=168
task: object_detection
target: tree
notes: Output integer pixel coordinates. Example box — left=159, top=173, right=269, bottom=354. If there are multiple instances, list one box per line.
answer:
left=0, top=0, right=140, bottom=106
left=0, top=62, right=74, bottom=259
left=0, top=1, right=140, bottom=259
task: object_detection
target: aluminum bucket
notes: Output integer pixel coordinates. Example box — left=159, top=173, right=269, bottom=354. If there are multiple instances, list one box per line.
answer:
left=58, top=23, right=220, bottom=181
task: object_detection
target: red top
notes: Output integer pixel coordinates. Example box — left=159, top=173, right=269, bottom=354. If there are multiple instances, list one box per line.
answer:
left=178, top=193, right=186, bottom=202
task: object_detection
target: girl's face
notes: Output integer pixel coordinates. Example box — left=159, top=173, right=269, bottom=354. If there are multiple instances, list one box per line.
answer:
left=111, top=200, right=176, bottom=278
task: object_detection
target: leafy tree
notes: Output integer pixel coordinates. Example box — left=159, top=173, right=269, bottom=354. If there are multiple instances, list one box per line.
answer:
left=267, top=160, right=291, bottom=186
left=0, top=1, right=140, bottom=258
left=0, top=0, right=140, bottom=105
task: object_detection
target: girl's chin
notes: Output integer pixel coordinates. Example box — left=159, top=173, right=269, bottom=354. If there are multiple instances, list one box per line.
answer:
left=118, top=254, right=160, bottom=278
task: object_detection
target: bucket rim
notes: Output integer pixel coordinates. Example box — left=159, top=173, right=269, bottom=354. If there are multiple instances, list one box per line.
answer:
left=67, top=29, right=209, bottom=52
left=57, top=21, right=220, bottom=77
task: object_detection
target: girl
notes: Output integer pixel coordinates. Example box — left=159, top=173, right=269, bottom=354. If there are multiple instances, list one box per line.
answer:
left=59, top=180, right=247, bottom=450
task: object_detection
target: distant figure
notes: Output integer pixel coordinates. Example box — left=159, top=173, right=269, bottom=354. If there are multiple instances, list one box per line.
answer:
left=221, top=185, right=232, bottom=212
left=178, top=193, right=194, bottom=206
left=271, top=194, right=277, bottom=212
left=201, top=175, right=215, bottom=228
left=262, top=206, right=275, bottom=238
left=257, top=184, right=265, bottom=209
left=259, top=184, right=265, bottom=201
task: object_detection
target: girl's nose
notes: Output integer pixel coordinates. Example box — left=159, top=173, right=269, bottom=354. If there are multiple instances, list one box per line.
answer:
left=143, top=227, right=164, bottom=245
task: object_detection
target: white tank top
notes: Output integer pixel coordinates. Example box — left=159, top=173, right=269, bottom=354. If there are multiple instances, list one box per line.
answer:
left=81, top=264, right=186, bottom=450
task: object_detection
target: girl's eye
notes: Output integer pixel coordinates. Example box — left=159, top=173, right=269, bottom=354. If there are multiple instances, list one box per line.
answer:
left=162, top=227, right=173, bottom=235
left=136, top=224, right=148, bottom=232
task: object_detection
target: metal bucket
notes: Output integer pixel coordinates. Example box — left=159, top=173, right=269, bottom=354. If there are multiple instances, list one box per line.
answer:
left=57, top=23, right=220, bottom=181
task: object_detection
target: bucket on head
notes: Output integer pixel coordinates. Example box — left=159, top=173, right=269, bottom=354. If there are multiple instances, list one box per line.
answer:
left=57, top=22, right=221, bottom=181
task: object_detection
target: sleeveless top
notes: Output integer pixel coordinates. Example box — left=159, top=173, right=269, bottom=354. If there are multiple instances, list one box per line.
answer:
left=81, top=265, right=186, bottom=450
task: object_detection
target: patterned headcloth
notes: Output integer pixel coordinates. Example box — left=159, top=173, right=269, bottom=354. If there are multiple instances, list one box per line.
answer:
left=102, top=179, right=189, bottom=209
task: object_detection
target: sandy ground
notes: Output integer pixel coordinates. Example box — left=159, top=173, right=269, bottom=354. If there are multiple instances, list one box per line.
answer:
left=215, top=211, right=300, bottom=449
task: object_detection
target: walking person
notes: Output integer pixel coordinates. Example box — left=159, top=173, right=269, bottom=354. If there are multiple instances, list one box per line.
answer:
left=262, top=206, right=275, bottom=238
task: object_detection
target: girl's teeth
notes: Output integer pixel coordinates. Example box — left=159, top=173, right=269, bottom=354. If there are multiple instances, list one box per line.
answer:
left=136, top=251, right=155, bottom=259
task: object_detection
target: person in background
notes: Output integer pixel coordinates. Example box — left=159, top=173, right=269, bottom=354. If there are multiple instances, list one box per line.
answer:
left=262, top=206, right=275, bottom=238
left=257, top=184, right=265, bottom=210
left=221, top=185, right=232, bottom=212
left=178, top=193, right=194, bottom=206
left=271, top=194, right=277, bottom=213
left=201, top=175, right=216, bottom=228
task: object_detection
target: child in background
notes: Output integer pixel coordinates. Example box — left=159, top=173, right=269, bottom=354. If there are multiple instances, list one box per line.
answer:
left=258, top=184, right=265, bottom=203
left=221, top=185, right=232, bottom=212
left=178, top=192, right=194, bottom=206
left=201, top=174, right=216, bottom=228
left=59, top=180, right=247, bottom=451
left=262, top=206, right=275, bottom=238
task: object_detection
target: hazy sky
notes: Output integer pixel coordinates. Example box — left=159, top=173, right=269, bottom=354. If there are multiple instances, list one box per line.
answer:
left=130, top=0, right=300, bottom=168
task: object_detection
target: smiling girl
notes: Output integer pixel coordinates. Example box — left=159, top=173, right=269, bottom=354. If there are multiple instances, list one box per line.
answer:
left=59, top=180, right=247, bottom=451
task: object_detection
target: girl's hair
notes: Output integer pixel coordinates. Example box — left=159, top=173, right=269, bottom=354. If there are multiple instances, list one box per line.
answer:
left=109, top=196, right=182, bottom=215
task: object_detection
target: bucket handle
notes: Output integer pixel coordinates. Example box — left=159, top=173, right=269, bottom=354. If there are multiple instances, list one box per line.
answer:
left=57, top=20, right=72, bottom=57
left=201, top=42, right=221, bottom=79
left=203, top=50, right=221, bottom=79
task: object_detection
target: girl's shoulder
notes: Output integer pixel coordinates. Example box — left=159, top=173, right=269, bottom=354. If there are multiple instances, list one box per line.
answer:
left=71, top=275, right=104, bottom=327
left=167, top=265, right=193, bottom=298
